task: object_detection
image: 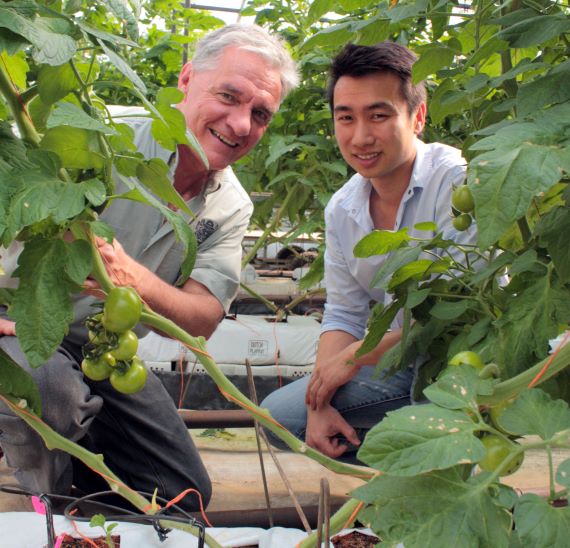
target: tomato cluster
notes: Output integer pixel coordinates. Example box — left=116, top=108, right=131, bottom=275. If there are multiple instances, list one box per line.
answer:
left=448, top=350, right=524, bottom=477
left=82, top=287, right=147, bottom=394
left=450, top=184, right=475, bottom=231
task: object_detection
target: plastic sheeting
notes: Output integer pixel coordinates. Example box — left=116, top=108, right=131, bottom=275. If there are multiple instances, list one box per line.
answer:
left=0, top=512, right=381, bottom=547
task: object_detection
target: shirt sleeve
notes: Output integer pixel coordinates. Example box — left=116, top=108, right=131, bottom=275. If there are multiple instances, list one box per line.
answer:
left=190, top=200, right=253, bottom=312
left=320, top=204, right=372, bottom=340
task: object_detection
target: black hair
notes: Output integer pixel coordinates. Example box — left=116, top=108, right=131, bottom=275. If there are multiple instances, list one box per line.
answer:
left=327, top=42, right=427, bottom=115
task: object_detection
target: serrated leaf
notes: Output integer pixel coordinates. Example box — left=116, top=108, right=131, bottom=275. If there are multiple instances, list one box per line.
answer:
left=497, top=389, right=570, bottom=440
left=358, top=403, right=484, bottom=475
left=0, top=347, right=42, bottom=415
left=357, top=300, right=401, bottom=357
left=514, top=494, right=570, bottom=548
left=0, top=8, right=76, bottom=65
left=424, top=365, right=496, bottom=410
left=495, top=277, right=570, bottom=378
left=535, top=207, right=570, bottom=283
left=97, top=38, right=147, bottom=94
left=12, top=239, right=76, bottom=367
left=354, top=228, right=410, bottom=257
left=517, top=65, right=570, bottom=117
left=7, top=172, right=103, bottom=236
left=38, top=64, right=80, bottom=105
left=370, top=245, right=422, bottom=290
left=470, top=142, right=566, bottom=249
left=78, top=22, right=138, bottom=48
left=388, top=259, right=450, bottom=290
left=412, top=45, right=456, bottom=84
left=135, top=159, right=190, bottom=215
left=355, top=470, right=512, bottom=548
left=104, top=0, right=138, bottom=41
left=63, top=239, right=92, bottom=287
left=498, top=14, right=570, bottom=48
left=430, top=299, right=473, bottom=320
left=47, top=103, right=117, bottom=135
left=40, top=127, right=104, bottom=170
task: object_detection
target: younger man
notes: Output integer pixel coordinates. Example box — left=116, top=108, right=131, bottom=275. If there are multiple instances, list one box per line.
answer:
left=262, top=42, right=475, bottom=460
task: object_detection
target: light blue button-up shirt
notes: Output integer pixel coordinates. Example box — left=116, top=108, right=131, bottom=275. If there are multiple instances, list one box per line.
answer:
left=321, top=139, right=476, bottom=339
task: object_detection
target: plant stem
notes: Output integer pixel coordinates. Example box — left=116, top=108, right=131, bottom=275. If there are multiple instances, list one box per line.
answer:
left=477, top=342, right=570, bottom=406
left=297, top=498, right=364, bottom=548
left=0, top=61, right=40, bottom=145
left=239, top=282, right=279, bottom=314
left=140, top=309, right=374, bottom=480
left=241, top=187, right=296, bottom=267
left=0, top=395, right=222, bottom=548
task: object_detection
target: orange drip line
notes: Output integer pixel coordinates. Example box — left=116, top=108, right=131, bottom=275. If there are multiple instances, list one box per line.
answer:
left=342, top=501, right=364, bottom=530
left=68, top=509, right=99, bottom=548
left=528, top=330, right=570, bottom=388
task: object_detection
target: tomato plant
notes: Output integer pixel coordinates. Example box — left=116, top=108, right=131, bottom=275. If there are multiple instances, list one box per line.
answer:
left=448, top=350, right=485, bottom=371
left=109, top=330, right=138, bottom=361
left=452, top=213, right=472, bottom=232
left=102, top=287, right=143, bottom=333
left=81, top=357, right=113, bottom=382
left=109, top=357, right=148, bottom=394
left=451, top=185, right=475, bottom=214
left=478, top=435, right=524, bottom=476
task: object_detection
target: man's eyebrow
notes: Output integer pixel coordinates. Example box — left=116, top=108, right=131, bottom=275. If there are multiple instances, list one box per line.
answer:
left=334, top=101, right=396, bottom=113
left=218, top=82, right=275, bottom=117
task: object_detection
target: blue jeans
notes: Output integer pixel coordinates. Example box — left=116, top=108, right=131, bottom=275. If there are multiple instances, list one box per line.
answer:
left=0, top=335, right=211, bottom=511
left=260, top=366, right=414, bottom=462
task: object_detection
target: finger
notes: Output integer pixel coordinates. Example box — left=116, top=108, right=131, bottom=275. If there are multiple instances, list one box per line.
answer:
left=339, top=423, right=360, bottom=447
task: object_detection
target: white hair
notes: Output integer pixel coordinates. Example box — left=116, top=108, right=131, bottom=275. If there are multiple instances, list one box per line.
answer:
left=191, top=23, right=299, bottom=102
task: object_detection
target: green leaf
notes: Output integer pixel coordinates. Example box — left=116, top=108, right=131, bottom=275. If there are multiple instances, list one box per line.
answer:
left=412, top=45, right=456, bottom=84
left=514, top=494, right=570, bottom=548
left=358, top=403, right=484, bottom=475
left=97, top=38, right=147, bottom=94
left=430, top=299, right=472, bottom=320
left=12, top=239, right=77, bottom=367
left=357, top=300, right=401, bottom=357
left=370, top=245, right=423, bottom=290
left=535, top=207, right=570, bottom=284
left=0, top=7, right=76, bottom=65
left=7, top=172, right=103, bottom=236
left=497, top=15, right=570, bottom=48
left=135, top=158, right=191, bottom=215
left=355, top=469, right=512, bottom=548
left=469, top=142, right=565, bottom=249
left=78, top=21, right=138, bottom=48
left=353, top=228, right=410, bottom=257
left=388, top=259, right=450, bottom=290
left=63, top=239, right=92, bottom=287
left=89, top=513, right=106, bottom=529
left=555, top=459, right=570, bottom=490
left=496, top=276, right=570, bottom=378
left=37, top=64, right=80, bottom=106
left=517, top=63, right=570, bottom=117
left=47, top=103, right=117, bottom=135
left=307, top=0, right=334, bottom=25
left=40, top=127, right=104, bottom=170
left=298, top=251, right=324, bottom=290
left=496, top=389, right=570, bottom=440
left=0, top=346, right=42, bottom=415
left=104, top=0, right=139, bottom=41
left=424, top=365, right=496, bottom=410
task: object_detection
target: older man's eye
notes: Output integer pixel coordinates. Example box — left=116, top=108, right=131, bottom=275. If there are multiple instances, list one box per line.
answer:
left=253, top=109, right=270, bottom=124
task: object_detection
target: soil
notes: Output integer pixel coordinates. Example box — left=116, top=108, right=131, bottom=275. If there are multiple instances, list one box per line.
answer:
left=331, top=530, right=380, bottom=548
left=58, top=533, right=121, bottom=547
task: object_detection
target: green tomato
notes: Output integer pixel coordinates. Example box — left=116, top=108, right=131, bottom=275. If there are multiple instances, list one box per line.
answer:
left=451, top=185, right=475, bottom=213
left=452, top=213, right=472, bottom=231
left=449, top=350, right=485, bottom=371
left=479, top=435, right=524, bottom=476
left=109, top=330, right=139, bottom=361
left=81, top=357, right=113, bottom=381
left=110, top=357, right=148, bottom=394
left=102, top=287, right=142, bottom=333
left=489, top=398, right=516, bottom=435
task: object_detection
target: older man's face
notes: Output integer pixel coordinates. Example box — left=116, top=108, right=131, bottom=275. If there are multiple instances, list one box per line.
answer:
left=177, top=46, right=282, bottom=171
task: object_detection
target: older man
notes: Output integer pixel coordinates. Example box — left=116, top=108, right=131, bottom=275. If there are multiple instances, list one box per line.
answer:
left=0, top=23, right=298, bottom=510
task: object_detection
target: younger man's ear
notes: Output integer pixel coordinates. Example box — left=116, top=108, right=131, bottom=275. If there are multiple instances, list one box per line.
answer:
left=414, top=102, right=427, bottom=135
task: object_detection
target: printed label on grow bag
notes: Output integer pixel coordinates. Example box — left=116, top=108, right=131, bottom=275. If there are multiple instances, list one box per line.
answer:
left=248, top=339, right=270, bottom=358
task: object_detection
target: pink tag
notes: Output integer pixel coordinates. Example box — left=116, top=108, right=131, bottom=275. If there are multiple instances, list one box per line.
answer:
left=31, top=496, right=46, bottom=515
left=54, top=534, right=64, bottom=548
